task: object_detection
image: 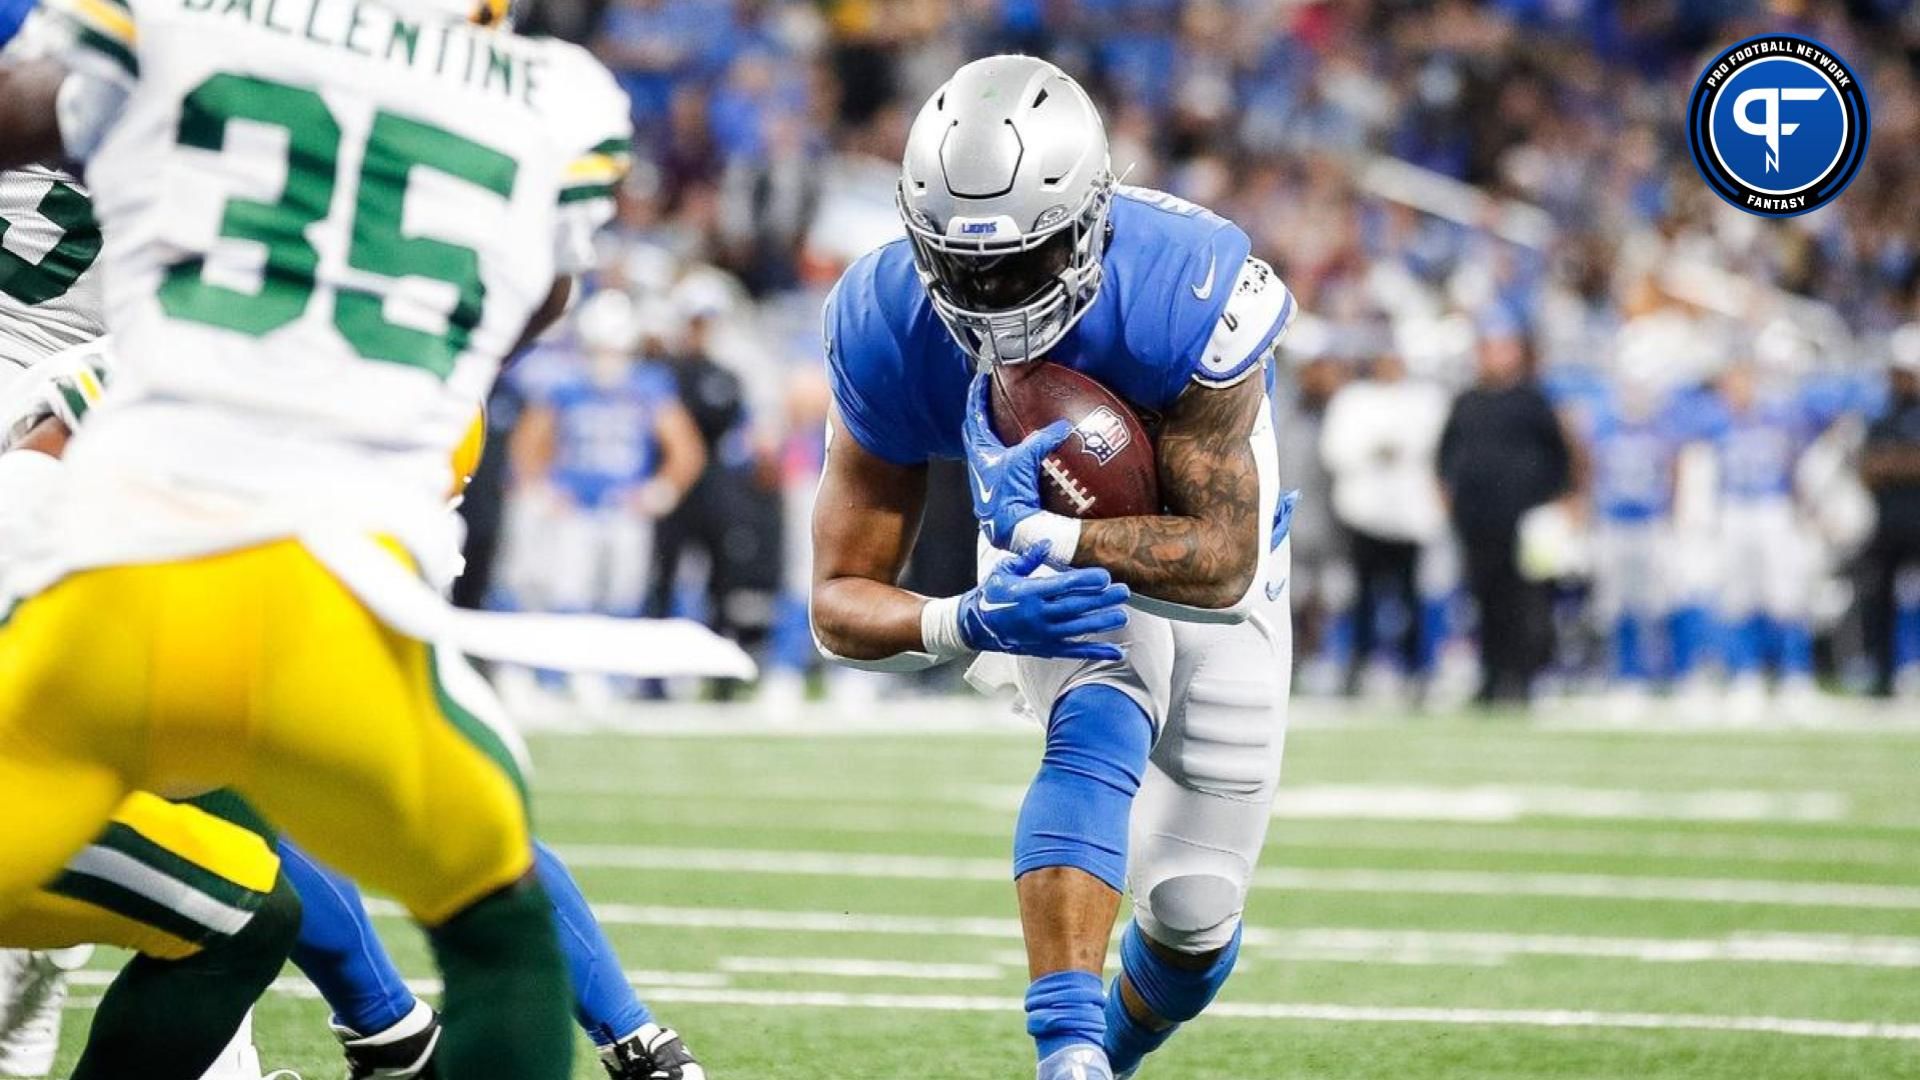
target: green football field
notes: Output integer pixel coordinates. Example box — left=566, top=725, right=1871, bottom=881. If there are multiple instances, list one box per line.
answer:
left=51, top=702, right=1920, bottom=1078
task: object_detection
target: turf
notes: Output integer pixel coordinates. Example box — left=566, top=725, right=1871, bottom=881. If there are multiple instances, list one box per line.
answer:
left=47, top=707, right=1920, bottom=1078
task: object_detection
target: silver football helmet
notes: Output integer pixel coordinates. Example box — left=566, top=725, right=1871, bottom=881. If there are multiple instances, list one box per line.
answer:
left=898, top=55, right=1114, bottom=366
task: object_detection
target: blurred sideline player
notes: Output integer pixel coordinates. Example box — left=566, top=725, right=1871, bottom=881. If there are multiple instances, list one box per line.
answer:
left=1584, top=358, right=1682, bottom=701
left=813, top=57, right=1295, bottom=1080
left=0, top=0, right=640, bottom=1070
left=650, top=279, right=782, bottom=671
left=510, top=290, right=704, bottom=707
left=763, top=362, right=831, bottom=711
left=1863, top=334, right=1920, bottom=697
left=1700, top=359, right=1818, bottom=710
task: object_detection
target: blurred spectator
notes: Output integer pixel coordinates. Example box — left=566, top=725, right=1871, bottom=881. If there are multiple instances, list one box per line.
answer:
left=593, top=0, right=727, bottom=133
left=1438, top=322, right=1574, bottom=706
left=1274, top=354, right=1346, bottom=683
left=1861, top=334, right=1920, bottom=698
left=648, top=280, right=783, bottom=677
left=1321, top=347, right=1448, bottom=696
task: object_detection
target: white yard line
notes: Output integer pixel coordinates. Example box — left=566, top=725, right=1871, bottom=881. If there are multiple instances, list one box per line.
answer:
left=1268, top=785, right=1850, bottom=824
left=287, top=980, right=1920, bottom=1042
left=1295, top=827, right=1920, bottom=867
left=1249, top=867, right=1920, bottom=909
left=362, top=899, right=1920, bottom=969
left=963, top=783, right=1852, bottom=824
left=537, top=802, right=1920, bottom=867
left=718, top=956, right=1005, bottom=981
left=512, top=696, right=1920, bottom=736
left=69, top=975, right=1917, bottom=1043
left=1250, top=929, right=1920, bottom=968
left=546, top=843, right=1920, bottom=909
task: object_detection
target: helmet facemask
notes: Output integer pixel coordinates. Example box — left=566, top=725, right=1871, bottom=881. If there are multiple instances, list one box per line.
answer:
left=900, top=170, right=1114, bottom=367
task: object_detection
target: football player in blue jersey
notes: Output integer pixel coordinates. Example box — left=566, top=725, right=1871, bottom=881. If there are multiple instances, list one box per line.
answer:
left=1701, top=359, right=1819, bottom=708
left=811, top=57, right=1297, bottom=1080
left=1585, top=366, right=1684, bottom=700
left=526, top=296, right=702, bottom=625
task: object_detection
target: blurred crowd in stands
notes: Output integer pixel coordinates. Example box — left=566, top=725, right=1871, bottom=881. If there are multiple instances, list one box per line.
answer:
left=456, top=0, right=1920, bottom=715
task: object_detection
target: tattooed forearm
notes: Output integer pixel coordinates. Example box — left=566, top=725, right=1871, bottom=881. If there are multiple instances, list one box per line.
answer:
left=1073, top=376, right=1264, bottom=609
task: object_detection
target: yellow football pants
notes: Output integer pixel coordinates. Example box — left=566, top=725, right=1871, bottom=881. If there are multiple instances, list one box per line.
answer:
left=0, top=540, right=533, bottom=926
left=0, top=792, right=280, bottom=960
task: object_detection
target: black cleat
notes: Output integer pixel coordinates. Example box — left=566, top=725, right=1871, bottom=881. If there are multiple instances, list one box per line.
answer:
left=333, top=1001, right=440, bottom=1080
left=601, top=1024, right=705, bottom=1080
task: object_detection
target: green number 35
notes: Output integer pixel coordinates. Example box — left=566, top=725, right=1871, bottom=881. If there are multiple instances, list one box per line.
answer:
left=0, top=179, right=103, bottom=306
left=158, top=74, right=518, bottom=379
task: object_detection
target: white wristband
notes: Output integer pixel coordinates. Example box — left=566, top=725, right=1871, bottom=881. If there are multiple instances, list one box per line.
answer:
left=1010, top=512, right=1082, bottom=567
left=919, top=593, right=972, bottom=658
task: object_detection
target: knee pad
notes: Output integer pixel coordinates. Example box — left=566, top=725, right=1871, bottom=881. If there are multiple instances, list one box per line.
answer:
left=1012, top=685, right=1153, bottom=891
left=1137, top=871, right=1245, bottom=954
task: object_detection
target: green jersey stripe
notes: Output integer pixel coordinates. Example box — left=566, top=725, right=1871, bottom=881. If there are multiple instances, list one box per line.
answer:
left=47, top=870, right=233, bottom=947
left=74, top=24, right=139, bottom=77
left=85, top=824, right=270, bottom=919
left=430, top=645, right=531, bottom=809
left=54, top=380, right=91, bottom=424
left=558, top=183, right=616, bottom=205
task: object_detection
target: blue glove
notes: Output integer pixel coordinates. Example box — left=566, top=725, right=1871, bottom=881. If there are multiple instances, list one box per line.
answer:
left=958, top=543, right=1130, bottom=662
left=963, top=372, right=1072, bottom=548
left=0, top=0, right=36, bottom=53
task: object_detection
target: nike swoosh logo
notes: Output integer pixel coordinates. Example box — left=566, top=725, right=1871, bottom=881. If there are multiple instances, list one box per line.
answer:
left=1265, top=575, right=1290, bottom=601
left=1190, top=254, right=1217, bottom=300
left=972, top=471, right=996, bottom=504
left=977, top=598, right=1015, bottom=613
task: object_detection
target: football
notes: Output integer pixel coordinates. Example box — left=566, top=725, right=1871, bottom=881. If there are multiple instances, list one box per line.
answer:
left=988, top=361, right=1159, bottom=519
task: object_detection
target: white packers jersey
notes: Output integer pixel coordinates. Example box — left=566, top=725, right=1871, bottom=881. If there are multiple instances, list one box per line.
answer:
left=0, top=166, right=106, bottom=373
left=15, top=0, right=631, bottom=588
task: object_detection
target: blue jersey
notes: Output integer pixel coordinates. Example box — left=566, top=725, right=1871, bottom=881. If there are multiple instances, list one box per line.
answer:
left=1700, top=394, right=1811, bottom=503
left=1590, top=399, right=1678, bottom=523
left=825, top=186, right=1296, bottom=467
left=544, top=363, right=678, bottom=508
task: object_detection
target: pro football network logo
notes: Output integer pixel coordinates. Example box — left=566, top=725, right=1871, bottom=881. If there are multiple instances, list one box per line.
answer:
left=1687, top=35, right=1869, bottom=217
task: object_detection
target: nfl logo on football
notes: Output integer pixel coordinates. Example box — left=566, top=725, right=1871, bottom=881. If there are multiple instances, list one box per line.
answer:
left=1074, top=405, right=1132, bottom=465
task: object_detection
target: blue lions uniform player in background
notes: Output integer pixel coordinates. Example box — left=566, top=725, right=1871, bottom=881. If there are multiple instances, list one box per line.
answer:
left=1699, top=359, right=1819, bottom=702
left=1585, top=370, right=1689, bottom=691
left=813, top=57, right=1296, bottom=1080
